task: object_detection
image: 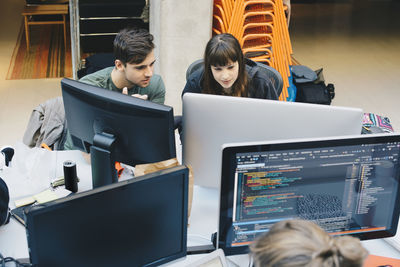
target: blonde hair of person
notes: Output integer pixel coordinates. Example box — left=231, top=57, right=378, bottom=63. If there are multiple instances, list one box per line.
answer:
left=251, top=220, right=368, bottom=267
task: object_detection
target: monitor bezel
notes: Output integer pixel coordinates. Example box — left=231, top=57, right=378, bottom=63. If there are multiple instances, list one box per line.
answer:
left=25, top=166, right=189, bottom=266
left=61, top=77, right=176, bottom=165
left=61, top=78, right=176, bottom=187
left=218, top=133, right=400, bottom=255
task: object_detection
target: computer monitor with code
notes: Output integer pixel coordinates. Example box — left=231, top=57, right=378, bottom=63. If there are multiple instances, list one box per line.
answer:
left=218, top=134, right=400, bottom=255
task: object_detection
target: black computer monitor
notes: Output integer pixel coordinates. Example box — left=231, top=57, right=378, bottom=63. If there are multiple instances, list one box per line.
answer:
left=218, top=134, right=400, bottom=255
left=61, top=78, right=176, bottom=188
left=25, top=166, right=189, bottom=267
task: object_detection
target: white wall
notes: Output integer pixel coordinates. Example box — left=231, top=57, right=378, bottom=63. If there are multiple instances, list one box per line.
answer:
left=150, top=0, right=213, bottom=115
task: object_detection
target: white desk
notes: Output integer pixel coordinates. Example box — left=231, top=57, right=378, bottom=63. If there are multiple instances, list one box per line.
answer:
left=1, top=145, right=400, bottom=266
left=165, top=186, right=400, bottom=266
left=0, top=146, right=92, bottom=259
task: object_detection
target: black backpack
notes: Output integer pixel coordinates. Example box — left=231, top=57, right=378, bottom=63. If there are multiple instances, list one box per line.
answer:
left=296, top=82, right=335, bottom=105
left=0, top=177, right=10, bottom=226
left=293, top=67, right=335, bottom=105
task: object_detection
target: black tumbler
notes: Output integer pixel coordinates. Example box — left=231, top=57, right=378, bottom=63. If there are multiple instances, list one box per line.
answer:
left=63, top=160, right=78, bottom=193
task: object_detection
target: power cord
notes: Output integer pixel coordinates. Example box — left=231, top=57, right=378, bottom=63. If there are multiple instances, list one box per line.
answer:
left=0, top=252, right=32, bottom=267
left=248, top=253, right=254, bottom=267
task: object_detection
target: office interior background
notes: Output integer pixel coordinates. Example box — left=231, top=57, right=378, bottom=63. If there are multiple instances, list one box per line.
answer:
left=0, top=0, right=399, bottom=147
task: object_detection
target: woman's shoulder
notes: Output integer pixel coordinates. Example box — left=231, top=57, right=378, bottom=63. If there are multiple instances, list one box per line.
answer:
left=188, top=67, right=204, bottom=81
left=187, top=68, right=205, bottom=88
left=245, top=59, right=279, bottom=100
left=183, top=68, right=204, bottom=95
left=244, top=58, right=259, bottom=77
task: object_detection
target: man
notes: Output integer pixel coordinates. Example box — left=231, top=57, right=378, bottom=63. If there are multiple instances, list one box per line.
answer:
left=64, top=27, right=165, bottom=150
left=79, top=27, right=165, bottom=104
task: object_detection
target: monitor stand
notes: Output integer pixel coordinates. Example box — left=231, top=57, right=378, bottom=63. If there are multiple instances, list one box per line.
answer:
left=91, top=132, right=118, bottom=188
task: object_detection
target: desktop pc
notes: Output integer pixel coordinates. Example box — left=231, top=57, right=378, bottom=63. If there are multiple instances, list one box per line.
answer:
left=218, top=134, right=400, bottom=255
left=25, top=166, right=189, bottom=267
left=61, top=78, right=176, bottom=188
left=25, top=81, right=397, bottom=264
left=182, top=93, right=364, bottom=189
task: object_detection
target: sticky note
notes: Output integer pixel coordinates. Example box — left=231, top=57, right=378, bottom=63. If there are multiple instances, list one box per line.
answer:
left=33, top=189, right=59, bottom=204
left=14, top=197, right=36, bottom=207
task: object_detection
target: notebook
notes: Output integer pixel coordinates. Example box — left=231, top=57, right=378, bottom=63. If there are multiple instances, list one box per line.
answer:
left=190, top=249, right=228, bottom=267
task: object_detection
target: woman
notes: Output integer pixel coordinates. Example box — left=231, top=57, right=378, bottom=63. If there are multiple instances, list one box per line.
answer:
left=251, top=220, right=368, bottom=267
left=182, top=33, right=279, bottom=100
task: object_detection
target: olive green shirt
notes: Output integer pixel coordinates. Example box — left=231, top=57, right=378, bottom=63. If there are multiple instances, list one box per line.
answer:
left=79, top=66, right=165, bottom=104
left=63, top=67, right=166, bottom=150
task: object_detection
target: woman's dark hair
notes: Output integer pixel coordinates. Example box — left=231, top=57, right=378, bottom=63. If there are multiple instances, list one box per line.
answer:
left=113, top=27, right=155, bottom=65
left=203, top=33, right=248, bottom=96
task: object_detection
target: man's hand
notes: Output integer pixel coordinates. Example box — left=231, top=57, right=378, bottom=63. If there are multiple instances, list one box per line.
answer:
left=131, top=94, right=148, bottom=100
left=122, top=87, right=148, bottom=100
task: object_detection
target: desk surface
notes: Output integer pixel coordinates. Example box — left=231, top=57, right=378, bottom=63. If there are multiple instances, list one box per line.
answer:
left=1, top=144, right=400, bottom=266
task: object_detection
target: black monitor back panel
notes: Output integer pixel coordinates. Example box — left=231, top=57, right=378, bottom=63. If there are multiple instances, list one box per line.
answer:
left=25, top=166, right=189, bottom=267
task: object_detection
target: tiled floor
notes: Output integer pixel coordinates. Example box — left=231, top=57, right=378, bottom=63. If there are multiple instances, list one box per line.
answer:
left=0, top=0, right=399, bottom=146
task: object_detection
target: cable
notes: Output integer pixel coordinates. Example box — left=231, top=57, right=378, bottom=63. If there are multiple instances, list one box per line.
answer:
left=248, top=253, right=254, bottom=267
left=0, top=252, right=5, bottom=267
left=0, top=252, right=33, bottom=267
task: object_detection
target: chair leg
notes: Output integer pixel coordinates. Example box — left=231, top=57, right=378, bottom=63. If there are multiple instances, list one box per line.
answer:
left=24, top=16, right=30, bottom=52
left=63, top=14, right=67, bottom=51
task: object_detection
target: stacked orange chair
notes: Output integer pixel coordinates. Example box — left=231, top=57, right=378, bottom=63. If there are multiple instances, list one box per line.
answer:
left=212, top=0, right=234, bottom=34
left=211, top=0, right=293, bottom=101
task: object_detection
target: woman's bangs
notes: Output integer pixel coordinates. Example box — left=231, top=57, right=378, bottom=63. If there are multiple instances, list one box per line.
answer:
left=209, top=44, right=238, bottom=67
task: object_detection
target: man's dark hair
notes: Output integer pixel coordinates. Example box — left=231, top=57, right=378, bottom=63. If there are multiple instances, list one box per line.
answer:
left=113, top=27, right=155, bottom=65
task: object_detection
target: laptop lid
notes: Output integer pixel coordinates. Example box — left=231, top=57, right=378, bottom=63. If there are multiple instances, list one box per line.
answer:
left=182, top=93, right=363, bottom=189
left=25, top=166, right=189, bottom=267
left=218, top=134, right=400, bottom=255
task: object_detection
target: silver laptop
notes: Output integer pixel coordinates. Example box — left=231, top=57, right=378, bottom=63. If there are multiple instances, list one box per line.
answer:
left=182, top=93, right=363, bottom=189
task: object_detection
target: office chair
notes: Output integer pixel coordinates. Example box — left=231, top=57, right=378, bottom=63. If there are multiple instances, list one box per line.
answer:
left=186, top=59, right=204, bottom=81
left=176, top=59, right=205, bottom=136
left=255, top=61, right=283, bottom=97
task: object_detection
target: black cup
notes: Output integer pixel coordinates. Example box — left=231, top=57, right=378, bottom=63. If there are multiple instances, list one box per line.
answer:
left=63, top=160, right=78, bottom=193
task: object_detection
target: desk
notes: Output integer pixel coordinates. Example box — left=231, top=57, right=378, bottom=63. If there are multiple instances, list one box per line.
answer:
left=163, top=186, right=400, bottom=266
left=1, top=145, right=400, bottom=266
left=0, top=146, right=92, bottom=259
left=21, top=4, right=68, bottom=52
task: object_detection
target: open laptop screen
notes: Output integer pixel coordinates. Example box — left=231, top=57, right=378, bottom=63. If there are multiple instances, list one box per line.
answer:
left=25, top=166, right=188, bottom=267
left=218, top=134, right=400, bottom=255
